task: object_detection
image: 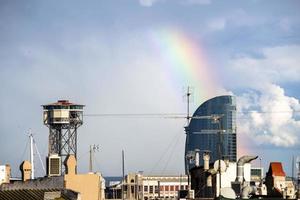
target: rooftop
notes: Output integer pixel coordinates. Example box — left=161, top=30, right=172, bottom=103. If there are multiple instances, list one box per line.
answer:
left=267, top=162, right=286, bottom=177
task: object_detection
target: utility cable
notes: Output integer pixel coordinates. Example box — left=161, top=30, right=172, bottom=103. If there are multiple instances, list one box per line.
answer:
left=33, top=138, right=46, bottom=174
left=94, top=155, right=102, bottom=172
left=19, top=138, right=29, bottom=162
left=161, top=129, right=183, bottom=175
left=148, top=128, right=183, bottom=175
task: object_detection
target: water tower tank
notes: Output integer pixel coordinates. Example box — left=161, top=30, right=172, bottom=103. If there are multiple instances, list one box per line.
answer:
left=43, top=100, right=84, bottom=126
left=42, top=100, right=84, bottom=174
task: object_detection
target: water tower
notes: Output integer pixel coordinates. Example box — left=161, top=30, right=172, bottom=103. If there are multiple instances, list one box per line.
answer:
left=43, top=100, right=84, bottom=174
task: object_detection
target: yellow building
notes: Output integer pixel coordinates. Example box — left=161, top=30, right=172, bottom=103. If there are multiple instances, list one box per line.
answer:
left=64, top=155, right=105, bottom=200
left=0, top=156, right=105, bottom=200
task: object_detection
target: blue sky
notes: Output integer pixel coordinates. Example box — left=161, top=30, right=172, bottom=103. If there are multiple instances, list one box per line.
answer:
left=0, top=0, right=299, bottom=177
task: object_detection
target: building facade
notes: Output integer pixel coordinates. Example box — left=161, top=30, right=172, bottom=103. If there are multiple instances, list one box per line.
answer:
left=106, top=174, right=188, bottom=200
left=185, top=95, right=237, bottom=172
left=0, top=165, right=10, bottom=186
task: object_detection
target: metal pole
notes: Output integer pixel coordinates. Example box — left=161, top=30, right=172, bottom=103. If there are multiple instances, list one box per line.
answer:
left=292, top=156, right=294, bottom=182
left=218, top=118, right=222, bottom=197
left=187, top=86, right=191, bottom=125
left=89, top=145, right=93, bottom=172
left=29, top=129, right=34, bottom=179
left=122, top=150, right=125, bottom=200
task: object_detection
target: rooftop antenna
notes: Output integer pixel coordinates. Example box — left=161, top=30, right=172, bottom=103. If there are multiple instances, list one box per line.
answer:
left=292, top=156, right=295, bottom=182
left=296, top=156, right=300, bottom=198
left=211, top=115, right=223, bottom=197
left=29, top=129, right=34, bottom=179
left=185, top=86, right=194, bottom=125
left=89, top=144, right=99, bottom=173
left=122, top=150, right=125, bottom=200
left=28, top=129, right=46, bottom=178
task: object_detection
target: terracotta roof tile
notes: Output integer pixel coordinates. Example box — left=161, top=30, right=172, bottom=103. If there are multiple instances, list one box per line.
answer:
left=268, top=162, right=286, bottom=177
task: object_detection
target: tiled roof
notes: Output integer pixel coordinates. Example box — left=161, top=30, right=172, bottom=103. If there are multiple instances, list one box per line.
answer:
left=0, top=189, right=78, bottom=200
left=45, top=100, right=76, bottom=106
left=268, top=162, right=286, bottom=177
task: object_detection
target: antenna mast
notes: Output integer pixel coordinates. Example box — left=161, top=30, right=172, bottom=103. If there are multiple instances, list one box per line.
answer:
left=186, top=86, right=192, bottom=125
left=89, top=144, right=99, bottom=173
left=89, top=145, right=93, bottom=173
left=29, top=129, right=34, bottom=179
left=122, top=150, right=125, bottom=200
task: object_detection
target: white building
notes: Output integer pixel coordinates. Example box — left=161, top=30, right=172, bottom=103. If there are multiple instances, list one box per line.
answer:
left=0, top=164, right=11, bottom=186
left=142, top=175, right=188, bottom=199
left=120, top=173, right=188, bottom=200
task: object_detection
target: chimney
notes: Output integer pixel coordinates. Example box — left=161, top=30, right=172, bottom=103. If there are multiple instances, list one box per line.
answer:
left=203, top=152, right=210, bottom=171
left=5, top=164, right=11, bottom=183
left=65, top=155, right=77, bottom=175
left=20, top=161, right=32, bottom=181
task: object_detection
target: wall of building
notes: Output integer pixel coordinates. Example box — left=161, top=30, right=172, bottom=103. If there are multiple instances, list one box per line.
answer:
left=0, top=165, right=11, bottom=185
left=0, top=166, right=7, bottom=185
left=64, top=173, right=104, bottom=200
left=114, top=174, right=188, bottom=200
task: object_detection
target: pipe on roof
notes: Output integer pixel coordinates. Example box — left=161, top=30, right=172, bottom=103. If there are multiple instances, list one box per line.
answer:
left=236, top=155, right=258, bottom=183
left=241, top=185, right=257, bottom=199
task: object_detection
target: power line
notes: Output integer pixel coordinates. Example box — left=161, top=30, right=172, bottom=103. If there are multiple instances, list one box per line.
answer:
left=83, top=111, right=300, bottom=121
left=84, top=110, right=300, bottom=117
left=84, top=113, right=186, bottom=117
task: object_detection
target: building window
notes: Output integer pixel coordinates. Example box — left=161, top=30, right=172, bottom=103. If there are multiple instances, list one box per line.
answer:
left=144, top=186, right=148, bottom=192
left=175, top=185, right=179, bottom=191
left=165, top=186, right=169, bottom=191
left=170, top=186, right=174, bottom=191
left=150, top=186, right=153, bottom=193
left=160, top=186, right=164, bottom=191
left=155, top=186, right=158, bottom=193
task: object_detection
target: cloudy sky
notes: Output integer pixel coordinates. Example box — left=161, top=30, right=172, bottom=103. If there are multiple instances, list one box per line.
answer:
left=0, top=0, right=299, bottom=177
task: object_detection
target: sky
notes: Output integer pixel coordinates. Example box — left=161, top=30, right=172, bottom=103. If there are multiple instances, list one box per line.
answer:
left=0, top=0, right=299, bottom=177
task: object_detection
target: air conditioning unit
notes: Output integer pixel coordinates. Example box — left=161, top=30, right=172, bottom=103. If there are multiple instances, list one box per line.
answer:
left=47, top=154, right=61, bottom=177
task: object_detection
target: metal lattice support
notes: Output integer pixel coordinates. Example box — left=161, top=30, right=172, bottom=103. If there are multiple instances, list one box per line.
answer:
left=47, top=125, right=80, bottom=173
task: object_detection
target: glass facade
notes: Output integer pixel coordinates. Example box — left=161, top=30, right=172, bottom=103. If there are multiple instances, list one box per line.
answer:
left=185, top=95, right=237, bottom=173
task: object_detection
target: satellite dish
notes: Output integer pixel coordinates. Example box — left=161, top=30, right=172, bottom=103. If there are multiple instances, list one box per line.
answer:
left=214, top=160, right=227, bottom=173
left=221, top=187, right=236, bottom=199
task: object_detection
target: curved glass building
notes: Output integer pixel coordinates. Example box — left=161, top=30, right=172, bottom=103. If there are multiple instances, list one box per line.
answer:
left=185, top=95, right=237, bottom=173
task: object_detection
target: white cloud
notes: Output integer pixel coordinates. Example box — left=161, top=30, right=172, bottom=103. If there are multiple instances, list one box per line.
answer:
left=237, top=83, right=300, bottom=147
left=139, top=0, right=158, bottom=7
left=229, top=45, right=300, bottom=87
left=181, top=0, right=211, bottom=5
left=229, top=44, right=300, bottom=148
left=207, top=18, right=226, bottom=31
left=139, top=0, right=211, bottom=7
left=139, top=0, right=157, bottom=7
left=279, top=17, right=292, bottom=32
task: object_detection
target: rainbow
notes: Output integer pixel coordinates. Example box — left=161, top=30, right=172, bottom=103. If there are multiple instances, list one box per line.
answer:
left=149, top=28, right=252, bottom=156
left=149, top=27, right=221, bottom=105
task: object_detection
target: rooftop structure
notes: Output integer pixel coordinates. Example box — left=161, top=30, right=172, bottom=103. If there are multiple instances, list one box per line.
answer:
left=42, top=100, right=84, bottom=174
left=265, top=162, right=295, bottom=198
left=0, top=156, right=105, bottom=200
left=0, top=189, right=79, bottom=200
